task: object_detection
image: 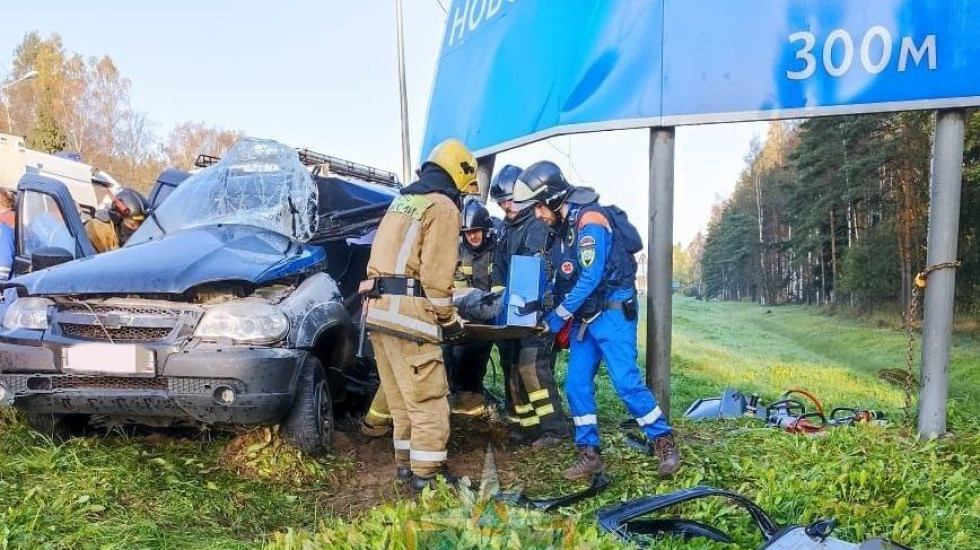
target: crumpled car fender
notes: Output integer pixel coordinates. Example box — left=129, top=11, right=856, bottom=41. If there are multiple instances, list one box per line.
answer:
left=278, top=273, right=349, bottom=350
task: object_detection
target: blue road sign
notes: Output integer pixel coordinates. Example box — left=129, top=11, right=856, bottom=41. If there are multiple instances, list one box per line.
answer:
left=423, top=0, right=980, bottom=158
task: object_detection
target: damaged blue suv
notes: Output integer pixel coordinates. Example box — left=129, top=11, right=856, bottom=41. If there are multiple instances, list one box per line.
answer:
left=0, top=139, right=398, bottom=455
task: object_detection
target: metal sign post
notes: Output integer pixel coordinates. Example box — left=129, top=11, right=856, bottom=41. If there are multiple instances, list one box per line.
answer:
left=394, top=0, right=412, bottom=184
left=648, top=128, right=675, bottom=415
left=918, top=109, right=966, bottom=438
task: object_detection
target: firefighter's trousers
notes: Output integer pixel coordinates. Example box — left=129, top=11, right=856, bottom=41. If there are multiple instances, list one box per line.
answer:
left=372, top=332, right=450, bottom=476
left=566, top=308, right=671, bottom=449
left=364, top=389, right=392, bottom=429
left=498, top=332, right=567, bottom=435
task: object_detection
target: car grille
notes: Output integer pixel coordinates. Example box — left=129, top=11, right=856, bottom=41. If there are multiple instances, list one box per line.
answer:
left=60, top=323, right=173, bottom=343
left=58, top=304, right=184, bottom=317
left=0, top=374, right=246, bottom=394
left=54, top=303, right=196, bottom=344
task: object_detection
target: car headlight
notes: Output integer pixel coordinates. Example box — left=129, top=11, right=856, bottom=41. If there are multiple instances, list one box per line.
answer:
left=195, top=303, right=288, bottom=344
left=2, top=297, right=53, bottom=330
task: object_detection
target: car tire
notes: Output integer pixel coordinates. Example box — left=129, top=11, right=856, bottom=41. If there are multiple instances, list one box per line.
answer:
left=282, top=356, right=333, bottom=456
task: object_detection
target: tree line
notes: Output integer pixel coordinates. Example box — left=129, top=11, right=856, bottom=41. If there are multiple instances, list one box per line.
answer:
left=1, top=32, right=242, bottom=194
left=691, top=113, right=979, bottom=316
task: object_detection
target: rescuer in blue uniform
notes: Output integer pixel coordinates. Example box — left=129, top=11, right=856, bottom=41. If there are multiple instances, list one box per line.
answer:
left=512, top=161, right=681, bottom=480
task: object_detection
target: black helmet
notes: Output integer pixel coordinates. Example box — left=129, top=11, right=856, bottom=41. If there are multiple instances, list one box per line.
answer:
left=112, top=188, right=148, bottom=221
left=489, top=164, right=522, bottom=203
left=461, top=196, right=492, bottom=232
left=512, top=161, right=571, bottom=212
left=460, top=197, right=493, bottom=252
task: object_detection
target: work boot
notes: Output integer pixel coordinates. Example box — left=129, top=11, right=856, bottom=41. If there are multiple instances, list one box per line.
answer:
left=530, top=431, right=564, bottom=451
left=452, top=391, right=486, bottom=417
left=396, top=465, right=412, bottom=482
left=411, top=465, right=459, bottom=494
left=359, top=419, right=391, bottom=439
left=562, top=446, right=604, bottom=481
left=507, top=426, right=538, bottom=447
left=652, top=433, right=681, bottom=478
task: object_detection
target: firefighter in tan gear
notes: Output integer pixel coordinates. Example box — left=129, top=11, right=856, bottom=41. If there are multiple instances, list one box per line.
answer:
left=84, top=188, right=148, bottom=253
left=362, top=139, right=475, bottom=492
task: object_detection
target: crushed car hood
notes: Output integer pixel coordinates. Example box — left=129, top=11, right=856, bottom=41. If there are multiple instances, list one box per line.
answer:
left=15, top=225, right=326, bottom=296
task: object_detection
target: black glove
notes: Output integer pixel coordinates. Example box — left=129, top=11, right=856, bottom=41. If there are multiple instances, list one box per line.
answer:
left=440, top=315, right=466, bottom=344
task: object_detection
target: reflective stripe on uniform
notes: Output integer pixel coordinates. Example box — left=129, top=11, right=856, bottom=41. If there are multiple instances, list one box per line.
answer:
left=394, top=220, right=421, bottom=275
left=520, top=416, right=541, bottom=427
left=368, top=408, right=391, bottom=420
left=535, top=404, right=555, bottom=417
left=368, top=297, right=440, bottom=338
left=514, top=403, right=533, bottom=414
left=393, top=438, right=411, bottom=450
left=636, top=406, right=663, bottom=427
left=556, top=304, right=572, bottom=320
left=459, top=265, right=473, bottom=275
left=410, top=449, right=448, bottom=462
left=528, top=389, right=550, bottom=402
left=573, top=414, right=598, bottom=426
left=429, top=297, right=452, bottom=307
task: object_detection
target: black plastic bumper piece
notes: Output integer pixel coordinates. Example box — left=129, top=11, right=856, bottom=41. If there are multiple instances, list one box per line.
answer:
left=0, top=346, right=305, bottom=426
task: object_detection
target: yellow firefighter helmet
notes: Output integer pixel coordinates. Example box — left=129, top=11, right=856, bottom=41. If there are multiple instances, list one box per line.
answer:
left=425, top=138, right=478, bottom=193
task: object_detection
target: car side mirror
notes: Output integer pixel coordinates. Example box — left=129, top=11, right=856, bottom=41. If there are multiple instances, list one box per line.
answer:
left=31, top=246, right=75, bottom=271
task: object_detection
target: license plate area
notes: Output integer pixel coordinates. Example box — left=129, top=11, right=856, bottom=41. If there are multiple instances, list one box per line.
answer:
left=63, top=344, right=155, bottom=376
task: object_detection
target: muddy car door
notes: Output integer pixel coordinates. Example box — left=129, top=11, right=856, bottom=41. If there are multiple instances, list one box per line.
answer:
left=12, top=174, right=96, bottom=277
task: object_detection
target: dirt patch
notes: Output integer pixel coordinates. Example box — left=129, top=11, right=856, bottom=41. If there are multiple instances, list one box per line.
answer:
left=314, top=415, right=524, bottom=517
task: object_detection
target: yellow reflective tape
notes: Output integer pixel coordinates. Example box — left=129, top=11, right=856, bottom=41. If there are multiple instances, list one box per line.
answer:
left=459, top=265, right=474, bottom=275
left=535, top=404, right=555, bottom=417
left=491, top=286, right=506, bottom=293
left=368, top=408, right=391, bottom=420
left=520, top=416, right=541, bottom=427
left=514, top=403, right=533, bottom=414
left=528, top=389, right=550, bottom=402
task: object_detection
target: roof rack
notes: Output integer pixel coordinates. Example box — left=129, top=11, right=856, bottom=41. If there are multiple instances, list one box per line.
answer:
left=190, top=149, right=401, bottom=188
left=296, top=148, right=400, bottom=188
left=194, top=154, right=221, bottom=168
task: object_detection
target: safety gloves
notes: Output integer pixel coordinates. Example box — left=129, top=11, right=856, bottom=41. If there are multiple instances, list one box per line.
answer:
left=440, top=314, right=466, bottom=343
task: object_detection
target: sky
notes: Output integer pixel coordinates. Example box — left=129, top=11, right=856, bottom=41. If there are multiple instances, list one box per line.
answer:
left=1, top=1, right=768, bottom=247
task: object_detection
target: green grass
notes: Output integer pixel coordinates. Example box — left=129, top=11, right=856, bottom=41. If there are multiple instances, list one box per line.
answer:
left=0, top=298, right=976, bottom=549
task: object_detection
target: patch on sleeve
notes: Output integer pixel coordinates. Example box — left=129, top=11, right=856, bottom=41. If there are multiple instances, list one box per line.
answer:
left=388, top=195, right=433, bottom=220
left=578, top=235, right=597, bottom=268
left=561, top=261, right=574, bottom=275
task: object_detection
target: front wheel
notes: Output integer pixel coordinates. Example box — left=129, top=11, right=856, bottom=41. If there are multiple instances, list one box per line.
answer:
left=282, top=356, right=333, bottom=456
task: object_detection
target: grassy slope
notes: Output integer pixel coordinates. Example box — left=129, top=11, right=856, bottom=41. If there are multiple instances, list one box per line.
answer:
left=0, top=298, right=976, bottom=549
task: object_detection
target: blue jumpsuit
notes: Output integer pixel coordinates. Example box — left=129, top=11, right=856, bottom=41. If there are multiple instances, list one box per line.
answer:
left=545, top=204, right=671, bottom=449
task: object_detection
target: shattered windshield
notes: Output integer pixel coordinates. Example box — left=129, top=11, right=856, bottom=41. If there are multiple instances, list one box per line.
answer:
left=127, top=139, right=318, bottom=244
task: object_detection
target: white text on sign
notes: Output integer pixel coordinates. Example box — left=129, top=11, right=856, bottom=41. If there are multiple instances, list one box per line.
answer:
left=787, top=27, right=937, bottom=80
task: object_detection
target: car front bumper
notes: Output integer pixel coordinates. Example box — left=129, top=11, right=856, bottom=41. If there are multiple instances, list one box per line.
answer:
left=0, top=341, right=305, bottom=426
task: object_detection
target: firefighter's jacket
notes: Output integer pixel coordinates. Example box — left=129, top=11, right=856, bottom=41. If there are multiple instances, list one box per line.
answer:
left=365, top=169, right=462, bottom=344
left=454, top=242, right=493, bottom=292
left=84, top=216, right=120, bottom=253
